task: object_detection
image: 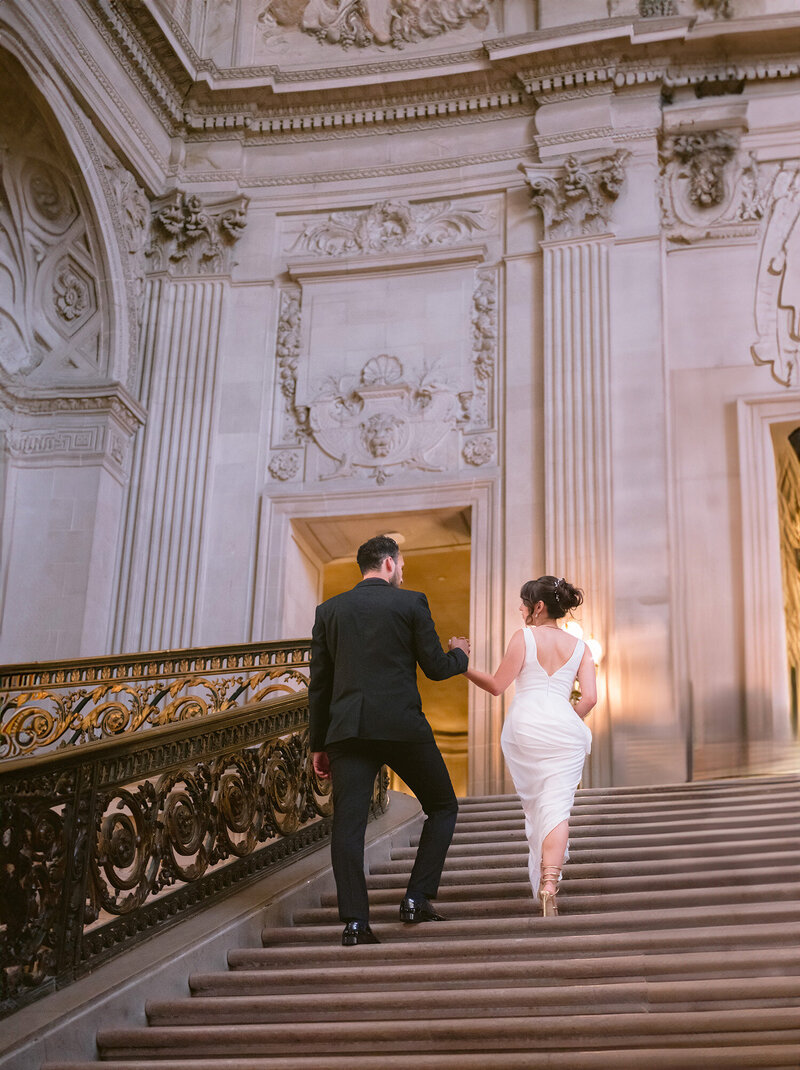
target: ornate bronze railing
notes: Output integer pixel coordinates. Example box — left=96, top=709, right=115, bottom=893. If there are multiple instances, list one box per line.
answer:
left=0, top=689, right=390, bottom=1019
left=0, top=640, right=310, bottom=760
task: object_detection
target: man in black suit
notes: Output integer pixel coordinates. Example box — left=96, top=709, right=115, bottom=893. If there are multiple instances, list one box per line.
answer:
left=310, top=534, right=470, bottom=946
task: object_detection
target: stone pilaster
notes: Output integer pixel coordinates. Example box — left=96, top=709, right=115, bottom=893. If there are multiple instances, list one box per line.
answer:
left=113, top=190, right=247, bottom=652
left=521, top=152, right=626, bottom=784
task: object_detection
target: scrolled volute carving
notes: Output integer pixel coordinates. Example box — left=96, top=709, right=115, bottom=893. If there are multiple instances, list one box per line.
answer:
left=147, top=190, right=249, bottom=276
left=520, top=151, right=629, bottom=240
left=751, top=167, right=800, bottom=387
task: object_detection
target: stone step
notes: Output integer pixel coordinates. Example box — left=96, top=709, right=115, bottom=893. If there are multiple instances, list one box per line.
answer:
left=39, top=778, right=800, bottom=1070
left=234, top=919, right=800, bottom=969
left=454, top=796, right=800, bottom=828
left=457, top=787, right=800, bottom=817
left=145, top=975, right=800, bottom=1026
left=192, top=945, right=800, bottom=995
left=375, top=833, right=800, bottom=869
left=365, top=848, right=800, bottom=887
left=438, top=813, right=800, bottom=846
left=293, top=880, right=800, bottom=925
left=262, top=902, right=800, bottom=946
left=394, top=825, right=800, bottom=857
left=40, top=1045, right=800, bottom=1069
left=341, top=861, right=800, bottom=901
left=94, top=1008, right=800, bottom=1059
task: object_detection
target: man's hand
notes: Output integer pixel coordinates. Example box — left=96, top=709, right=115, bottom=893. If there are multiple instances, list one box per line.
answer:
left=312, top=751, right=331, bottom=779
left=448, top=636, right=470, bottom=657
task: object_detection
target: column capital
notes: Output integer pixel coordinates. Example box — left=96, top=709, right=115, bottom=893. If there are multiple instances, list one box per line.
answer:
left=519, top=150, right=629, bottom=242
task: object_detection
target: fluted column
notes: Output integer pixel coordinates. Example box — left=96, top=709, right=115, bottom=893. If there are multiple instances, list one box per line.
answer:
left=521, top=152, right=627, bottom=785
left=543, top=235, right=613, bottom=783
left=113, top=191, right=247, bottom=652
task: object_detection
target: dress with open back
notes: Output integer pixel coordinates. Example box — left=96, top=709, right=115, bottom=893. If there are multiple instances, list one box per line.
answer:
left=500, top=626, right=592, bottom=896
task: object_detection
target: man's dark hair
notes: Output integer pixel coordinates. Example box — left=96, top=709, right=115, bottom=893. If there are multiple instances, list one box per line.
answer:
left=357, top=535, right=399, bottom=575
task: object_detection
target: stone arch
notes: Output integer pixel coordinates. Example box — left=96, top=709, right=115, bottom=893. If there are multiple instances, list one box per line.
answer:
left=0, top=40, right=139, bottom=388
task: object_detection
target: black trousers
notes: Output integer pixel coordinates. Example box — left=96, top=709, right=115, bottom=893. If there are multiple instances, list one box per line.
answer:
left=326, top=738, right=459, bottom=923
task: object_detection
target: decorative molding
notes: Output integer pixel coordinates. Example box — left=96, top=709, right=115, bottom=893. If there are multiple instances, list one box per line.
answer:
left=0, top=382, right=144, bottom=475
left=291, top=199, right=494, bottom=257
left=267, top=0, right=494, bottom=50
left=274, top=288, right=308, bottom=445
left=0, top=82, right=105, bottom=380
left=462, top=433, right=495, bottom=466
left=268, top=450, right=303, bottom=481
left=520, top=151, right=629, bottom=240
left=307, top=354, right=459, bottom=484
left=146, top=190, right=248, bottom=277
left=658, top=129, right=769, bottom=243
left=752, top=167, right=800, bottom=388
left=469, top=268, right=497, bottom=428
left=639, top=0, right=678, bottom=14
left=695, top=0, right=733, bottom=18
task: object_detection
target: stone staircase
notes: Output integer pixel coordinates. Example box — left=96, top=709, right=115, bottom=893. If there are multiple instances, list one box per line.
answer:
left=45, top=775, right=800, bottom=1070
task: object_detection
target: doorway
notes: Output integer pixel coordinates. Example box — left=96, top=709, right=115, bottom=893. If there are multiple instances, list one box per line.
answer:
left=295, top=507, right=471, bottom=795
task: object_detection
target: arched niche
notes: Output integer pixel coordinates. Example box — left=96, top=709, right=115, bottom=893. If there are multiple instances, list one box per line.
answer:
left=0, top=47, right=136, bottom=388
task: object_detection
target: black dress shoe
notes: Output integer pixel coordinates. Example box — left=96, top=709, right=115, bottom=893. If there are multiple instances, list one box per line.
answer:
left=399, top=895, right=446, bottom=923
left=342, top=921, right=380, bottom=946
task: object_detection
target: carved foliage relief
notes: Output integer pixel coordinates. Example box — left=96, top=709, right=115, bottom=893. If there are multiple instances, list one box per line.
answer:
left=520, top=152, right=629, bottom=241
left=147, top=191, right=248, bottom=277
left=269, top=196, right=498, bottom=484
left=292, top=199, right=494, bottom=257
left=0, top=61, right=106, bottom=382
left=257, top=0, right=495, bottom=51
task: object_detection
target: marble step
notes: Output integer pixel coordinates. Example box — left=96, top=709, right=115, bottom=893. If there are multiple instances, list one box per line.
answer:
left=366, top=848, right=800, bottom=886
left=145, top=975, right=800, bottom=1026
left=92, top=1008, right=800, bottom=1059
left=260, top=902, right=800, bottom=946
left=41, top=1046, right=800, bottom=1069
left=192, top=944, right=800, bottom=995
left=335, top=861, right=800, bottom=901
left=292, top=880, right=800, bottom=925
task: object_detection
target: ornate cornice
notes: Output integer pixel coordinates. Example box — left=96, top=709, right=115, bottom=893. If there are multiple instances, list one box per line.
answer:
left=73, top=0, right=800, bottom=150
left=0, top=381, right=146, bottom=434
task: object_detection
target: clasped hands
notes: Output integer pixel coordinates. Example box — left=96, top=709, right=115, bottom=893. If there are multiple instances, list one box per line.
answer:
left=448, top=635, right=470, bottom=657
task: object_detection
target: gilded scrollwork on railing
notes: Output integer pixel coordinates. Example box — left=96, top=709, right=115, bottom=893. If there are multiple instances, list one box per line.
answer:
left=0, top=641, right=311, bottom=760
left=0, top=692, right=389, bottom=1018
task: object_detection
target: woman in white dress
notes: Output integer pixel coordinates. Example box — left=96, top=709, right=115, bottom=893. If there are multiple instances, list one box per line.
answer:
left=465, top=577, right=597, bottom=916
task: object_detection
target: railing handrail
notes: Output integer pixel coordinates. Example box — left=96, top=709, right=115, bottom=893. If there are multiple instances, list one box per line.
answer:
left=0, top=639, right=313, bottom=760
left=0, top=638, right=311, bottom=689
left=0, top=688, right=309, bottom=779
left=1, top=682, right=391, bottom=1022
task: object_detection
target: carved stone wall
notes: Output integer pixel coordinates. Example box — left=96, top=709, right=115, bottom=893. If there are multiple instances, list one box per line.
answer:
left=268, top=196, right=500, bottom=488
left=0, top=55, right=109, bottom=383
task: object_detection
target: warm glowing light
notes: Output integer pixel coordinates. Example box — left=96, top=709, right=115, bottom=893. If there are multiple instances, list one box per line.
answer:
left=586, top=637, right=604, bottom=664
left=563, top=620, right=603, bottom=664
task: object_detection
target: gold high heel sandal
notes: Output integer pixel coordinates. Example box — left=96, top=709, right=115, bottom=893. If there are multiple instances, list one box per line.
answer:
left=539, top=865, right=561, bottom=917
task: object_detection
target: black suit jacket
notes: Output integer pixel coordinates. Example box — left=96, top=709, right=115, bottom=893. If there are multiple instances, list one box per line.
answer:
left=308, top=578, right=468, bottom=752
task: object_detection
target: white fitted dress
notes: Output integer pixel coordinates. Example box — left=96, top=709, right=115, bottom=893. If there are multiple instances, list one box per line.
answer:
left=500, top=627, right=592, bottom=897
